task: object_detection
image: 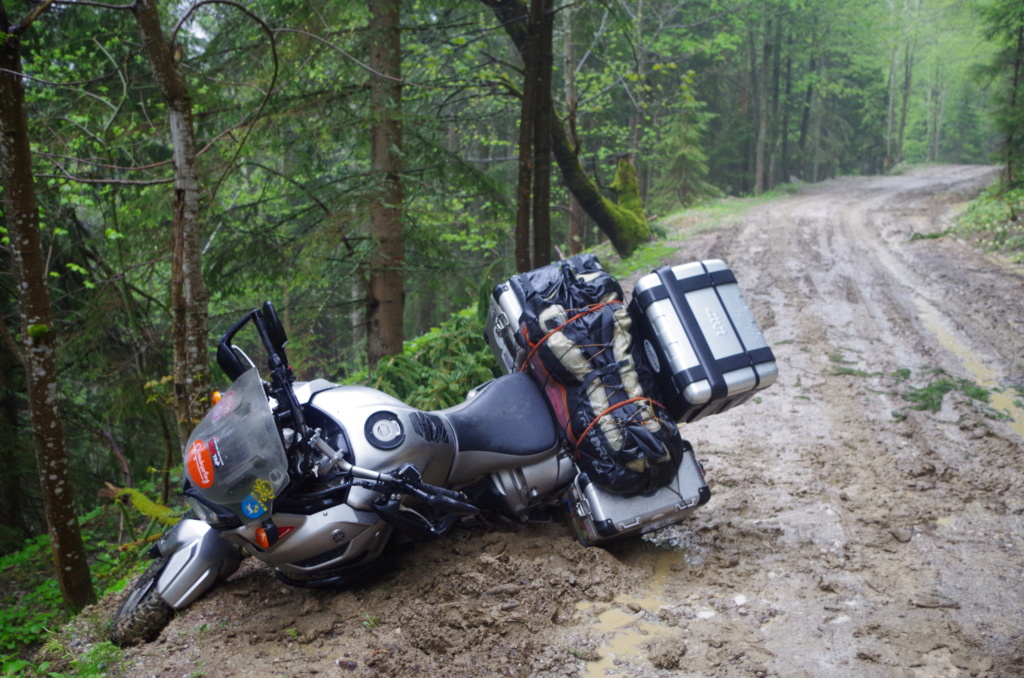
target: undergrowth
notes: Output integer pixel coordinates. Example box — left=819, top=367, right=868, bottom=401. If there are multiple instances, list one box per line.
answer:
left=956, top=184, right=1024, bottom=262
left=1, top=482, right=171, bottom=670
left=351, top=308, right=501, bottom=410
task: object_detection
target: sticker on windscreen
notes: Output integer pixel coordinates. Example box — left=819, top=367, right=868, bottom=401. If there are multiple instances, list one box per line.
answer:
left=187, top=439, right=215, bottom=488
left=241, top=495, right=267, bottom=519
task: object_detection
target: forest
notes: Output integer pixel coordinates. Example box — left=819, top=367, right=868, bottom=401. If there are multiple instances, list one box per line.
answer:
left=1, top=0, right=1023, bottom=668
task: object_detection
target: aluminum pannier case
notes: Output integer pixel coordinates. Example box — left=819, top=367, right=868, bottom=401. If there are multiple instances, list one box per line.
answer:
left=628, top=260, right=777, bottom=423
left=484, top=280, right=527, bottom=375
left=564, top=441, right=710, bottom=546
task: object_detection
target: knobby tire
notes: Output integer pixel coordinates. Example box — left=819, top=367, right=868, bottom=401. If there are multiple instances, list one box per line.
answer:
left=109, top=557, right=175, bottom=646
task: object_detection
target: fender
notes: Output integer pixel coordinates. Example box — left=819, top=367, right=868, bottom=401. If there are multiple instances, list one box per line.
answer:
left=154, top=519, right=242, bottom=610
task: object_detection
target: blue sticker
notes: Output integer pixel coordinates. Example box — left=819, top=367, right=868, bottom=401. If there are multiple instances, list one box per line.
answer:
left=241, top=495, right=267, bottom=519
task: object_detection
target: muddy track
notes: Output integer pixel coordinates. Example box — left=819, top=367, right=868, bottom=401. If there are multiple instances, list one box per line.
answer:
left=84, top=165, right=1023, bottom=678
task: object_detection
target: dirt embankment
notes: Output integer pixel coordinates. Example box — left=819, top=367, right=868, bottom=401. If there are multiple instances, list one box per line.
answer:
left=77, top=165, right=1023, bottom=677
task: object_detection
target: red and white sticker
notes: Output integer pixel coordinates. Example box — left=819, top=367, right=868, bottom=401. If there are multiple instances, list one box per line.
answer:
left=187, top=439, right=215, bottom=488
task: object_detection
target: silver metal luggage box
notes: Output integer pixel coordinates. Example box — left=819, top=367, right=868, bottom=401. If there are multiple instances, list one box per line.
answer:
left=485, top=281, right=526, bottom=375
left=565, top=442, right=709, bottom=546
left=629, top=260, right=777, bottom=423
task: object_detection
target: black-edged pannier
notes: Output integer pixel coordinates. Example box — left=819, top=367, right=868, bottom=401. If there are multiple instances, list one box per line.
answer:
left=628, top=260, right=778, bottom=423
left=564, top=439, right=710, bottom=546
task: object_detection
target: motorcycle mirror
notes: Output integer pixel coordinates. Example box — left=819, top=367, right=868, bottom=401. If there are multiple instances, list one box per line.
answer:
left=216, top=312, right=260, bottom=381
left=261, top=301, right=287, bottom=351
left=216, top=342, right=255, bottom=382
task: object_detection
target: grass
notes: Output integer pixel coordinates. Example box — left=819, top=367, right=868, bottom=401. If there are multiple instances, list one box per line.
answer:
left=826, top=360, right=995, bottom=420
left=604, top=241, right=676, bottom=278
left=3, top=641, right=126, bottom=678
left=955, top=183, right=1024, bottom=263
left=908, top=229, right=951, bottom=242
left=828, top=349, right=880, bottom=378
left=900, top=369, right=990, bottom=412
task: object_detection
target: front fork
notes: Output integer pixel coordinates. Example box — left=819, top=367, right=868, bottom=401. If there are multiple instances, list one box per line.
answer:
left=152, top=519, right=242, bottom=609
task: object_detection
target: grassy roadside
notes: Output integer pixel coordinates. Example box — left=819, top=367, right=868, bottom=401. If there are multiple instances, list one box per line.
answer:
left=954, top=183, right=1024, bottom=263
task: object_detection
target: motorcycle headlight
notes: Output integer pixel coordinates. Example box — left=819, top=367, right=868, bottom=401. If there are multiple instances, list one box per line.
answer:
left=186, top=495, right=222, bottom=525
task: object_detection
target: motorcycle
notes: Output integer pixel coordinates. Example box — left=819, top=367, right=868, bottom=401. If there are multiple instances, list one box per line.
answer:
left=111, top=253, right=773, bottom=646
left=109, top=302, right=600, bottom=645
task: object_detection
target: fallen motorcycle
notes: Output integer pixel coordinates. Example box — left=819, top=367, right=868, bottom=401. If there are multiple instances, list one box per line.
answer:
left=110, top=255, right=776, bottom=646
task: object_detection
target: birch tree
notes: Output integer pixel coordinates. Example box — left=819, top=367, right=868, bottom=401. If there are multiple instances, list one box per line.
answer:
left=131, top=0, right=210, bottom=443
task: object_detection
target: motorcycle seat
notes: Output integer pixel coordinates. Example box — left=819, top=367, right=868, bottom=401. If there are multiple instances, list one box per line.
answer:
left=443, top=372, right=559, bottom=456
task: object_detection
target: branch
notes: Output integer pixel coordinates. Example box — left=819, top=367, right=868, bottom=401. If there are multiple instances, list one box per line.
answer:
left=168, top=0, right=281, bottom=208
left=13, top=0, right=57, bottom=33
left=51, top=0, right=134, bottom=9
left=0, top=62, right=128, bottom=88
left=273, top=27, right=434, bottom=89
left=240, top=161, right=330, bottom=214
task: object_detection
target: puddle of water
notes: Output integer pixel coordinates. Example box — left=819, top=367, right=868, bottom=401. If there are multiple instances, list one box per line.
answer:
left=576, top=548, right=682, bottom=677
left=913, top=296, right=1024, bottom=438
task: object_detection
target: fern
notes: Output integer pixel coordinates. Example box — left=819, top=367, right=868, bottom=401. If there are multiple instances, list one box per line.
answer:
left=102, top=484, right=180, bottom=526
left=367, top=308, right=501, bottom=410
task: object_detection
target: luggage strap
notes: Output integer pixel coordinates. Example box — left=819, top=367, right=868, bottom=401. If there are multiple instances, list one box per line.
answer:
left=571, top=396, right=665, bottom=458
left=518, top=300, right=622, bottom=372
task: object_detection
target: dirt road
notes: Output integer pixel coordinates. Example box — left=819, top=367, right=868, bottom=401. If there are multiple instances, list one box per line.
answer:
left=97, top=165, right=1023, bottom=677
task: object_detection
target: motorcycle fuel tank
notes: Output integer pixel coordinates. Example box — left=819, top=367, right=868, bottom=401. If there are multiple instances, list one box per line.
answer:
left=307, top=386, right=458, bottom=490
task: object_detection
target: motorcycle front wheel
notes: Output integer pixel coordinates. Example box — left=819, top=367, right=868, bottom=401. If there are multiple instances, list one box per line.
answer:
left=109, top=557, right=175, bottom=647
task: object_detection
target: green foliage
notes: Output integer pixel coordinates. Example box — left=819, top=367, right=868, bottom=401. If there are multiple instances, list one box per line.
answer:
left=3, top=640, right=127, bottom=678
left=956, top=183, right=1024, bottom=262
left=977, top=0, right=1024, bottom=186
left=0, top=535, right=64, bottom=656
left=108, top=487, right=180, bottom=527
left=648, top=83, right=721, bottom=213
left=356, top=308, right=500, bottom=410
left=902, top=371, right=990, bottom=412
left=604, top=242, right=676, bottom=280
left=0, top=503, right=158, bottom=661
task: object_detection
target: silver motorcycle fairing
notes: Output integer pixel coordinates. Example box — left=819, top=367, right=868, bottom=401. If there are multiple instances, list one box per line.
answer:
left=153, top=519, right=242, bottom=609
left=220, top=501, right=392, bottom=576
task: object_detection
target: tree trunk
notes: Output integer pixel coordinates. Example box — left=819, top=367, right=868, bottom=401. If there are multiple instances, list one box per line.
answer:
left=132, top=0, right=210, bottom=444
left=367, top=0, right=405, bottom=368
left=781, top=33, right=793, bottom=181
left=530, top=0, right=553, bottom=268
left=884, top=42, right=898, bottom=170
left=515, top=0, right=536, bottom=272
left=797, top=53, right=814, bottom=177
left=768, top=18, right=781, bottom=189
left=754, top=15, right=770, bottom=195
left=1005, top=23, right=1024, bottom=187
left=895, top=40, right=914, bottom=167
left=482, top=0, right=649, bottom=258
left=0, top=14, right=96, bottom=611
left=561, top=3, right=583, bottom=255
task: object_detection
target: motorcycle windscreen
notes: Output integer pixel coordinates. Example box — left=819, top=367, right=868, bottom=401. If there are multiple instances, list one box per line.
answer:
left=183, top=367, right=289, bottom=522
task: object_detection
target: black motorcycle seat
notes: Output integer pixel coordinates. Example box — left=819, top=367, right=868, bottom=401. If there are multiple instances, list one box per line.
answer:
left=443, top=372, right=559, bottom=455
